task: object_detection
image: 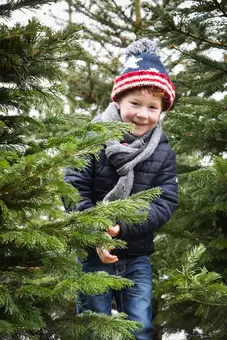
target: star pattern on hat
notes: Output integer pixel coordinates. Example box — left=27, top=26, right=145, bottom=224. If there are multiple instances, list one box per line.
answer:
left=121, top=56, right=143, bottom=73
left=148, top=67, right=160, bottom=73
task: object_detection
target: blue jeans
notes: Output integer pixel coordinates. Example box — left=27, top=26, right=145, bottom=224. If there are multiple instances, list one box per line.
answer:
left=77, top=255, right=153, bottom=340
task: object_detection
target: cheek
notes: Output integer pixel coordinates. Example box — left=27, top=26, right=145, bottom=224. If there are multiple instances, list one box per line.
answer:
left=149, top=113, right=160, bottom=124
left=121, top=111, right=134, bottom=122
left=123, top=111, right=134, bottom=119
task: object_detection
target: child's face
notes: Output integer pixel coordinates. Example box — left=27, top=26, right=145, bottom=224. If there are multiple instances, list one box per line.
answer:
left=116, top=88, right=162, bottom=137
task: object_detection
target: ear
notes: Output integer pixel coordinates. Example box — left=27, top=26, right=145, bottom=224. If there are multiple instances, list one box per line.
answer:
left=114, top=101, right=120, bottom=110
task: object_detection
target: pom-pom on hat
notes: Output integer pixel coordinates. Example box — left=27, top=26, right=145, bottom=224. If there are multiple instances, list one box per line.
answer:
left=111, top=38, right=175, bottom=110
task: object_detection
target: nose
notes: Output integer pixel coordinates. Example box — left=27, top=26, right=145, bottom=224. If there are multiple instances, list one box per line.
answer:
left=136, top=107, right=149, bottom=119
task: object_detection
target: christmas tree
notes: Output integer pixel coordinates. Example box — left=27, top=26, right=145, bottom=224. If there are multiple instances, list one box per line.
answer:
left=62, top=0, right=227, bottom=339
left=0, top=1, right=161, bottom=339
left=146, top=1, right=227, bottom=339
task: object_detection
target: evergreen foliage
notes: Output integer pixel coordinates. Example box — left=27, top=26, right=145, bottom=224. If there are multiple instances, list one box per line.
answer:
left=0, top=1, right=161, bottom=338
left=63, top=0, right=227, bottom=339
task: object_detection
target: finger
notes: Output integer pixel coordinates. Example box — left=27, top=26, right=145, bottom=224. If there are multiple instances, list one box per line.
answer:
left=101, top=257, right=118, bottom=264
left=104, top=231, right=112, bottom=239
left=96, top=247, right=115, bottom=256
left=102, top=249, right=118, bottom=260
left=107, top=225, right=120, bottom=237
left=97, top=249, right=118, bottom=263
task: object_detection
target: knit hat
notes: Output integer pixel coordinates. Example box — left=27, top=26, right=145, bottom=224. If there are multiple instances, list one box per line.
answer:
left=111, top=38, right=175, bottom=110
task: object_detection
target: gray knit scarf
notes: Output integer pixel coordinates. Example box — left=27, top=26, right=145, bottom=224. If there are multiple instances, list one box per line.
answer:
left=97, top=102, right=162, bottom=202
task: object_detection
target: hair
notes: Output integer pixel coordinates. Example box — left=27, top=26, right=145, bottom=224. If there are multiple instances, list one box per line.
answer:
left=116, top=86, right=168, bottom=111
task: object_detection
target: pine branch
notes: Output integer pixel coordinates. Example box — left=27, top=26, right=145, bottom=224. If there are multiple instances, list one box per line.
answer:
left=55, top=311, right=140, bottom=340
left=170, top=45, right=227, bottom=73
left=109, top=0, right=134, bottom=25
left=212, top=0, right=227, bottom=17
left=171, top=23, right=227, bottom=48
left=0, top=122, right=130, bottom=197
left=0, top=0, right=62, bottom=18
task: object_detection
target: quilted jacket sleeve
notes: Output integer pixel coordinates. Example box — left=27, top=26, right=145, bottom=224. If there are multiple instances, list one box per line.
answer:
left=117, top=149, right=178, bottom=240
left=63, top=160, right=95, bottom=213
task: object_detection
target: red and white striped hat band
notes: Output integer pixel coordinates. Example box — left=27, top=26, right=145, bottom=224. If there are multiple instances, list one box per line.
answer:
left=111, top=70, right=175, bottom=109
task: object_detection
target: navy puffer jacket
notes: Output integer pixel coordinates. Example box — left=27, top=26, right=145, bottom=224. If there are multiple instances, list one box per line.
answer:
left=64, top=132, right=178, bottom=258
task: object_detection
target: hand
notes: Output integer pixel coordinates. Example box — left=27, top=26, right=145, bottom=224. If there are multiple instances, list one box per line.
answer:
left=96, top=232, right=118, bottom=264
left=96, top=247, right=118, bottom=264
left=107, top=224, right=120, bottom=237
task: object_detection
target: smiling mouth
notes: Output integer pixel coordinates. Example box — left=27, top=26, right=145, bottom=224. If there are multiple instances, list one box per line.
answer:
left=131, top=120, right=141, bottom=125
left=134, top=122, right=144, bottom=126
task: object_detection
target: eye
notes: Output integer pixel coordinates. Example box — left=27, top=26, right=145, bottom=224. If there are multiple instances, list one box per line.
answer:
left=130, top=102, right=139, bottom=106
left=149, top=106, right=157, bottom=110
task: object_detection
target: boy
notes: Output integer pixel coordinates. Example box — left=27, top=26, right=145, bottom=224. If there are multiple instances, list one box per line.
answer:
left=64, top=38, right=178, bottom=340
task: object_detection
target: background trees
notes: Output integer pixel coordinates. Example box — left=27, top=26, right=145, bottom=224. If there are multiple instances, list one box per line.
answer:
left=0, top=1, right=159, bottom=339
left=1, top=0, right=227, bottom=338
left=63, top=1, right=227, bottom=339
